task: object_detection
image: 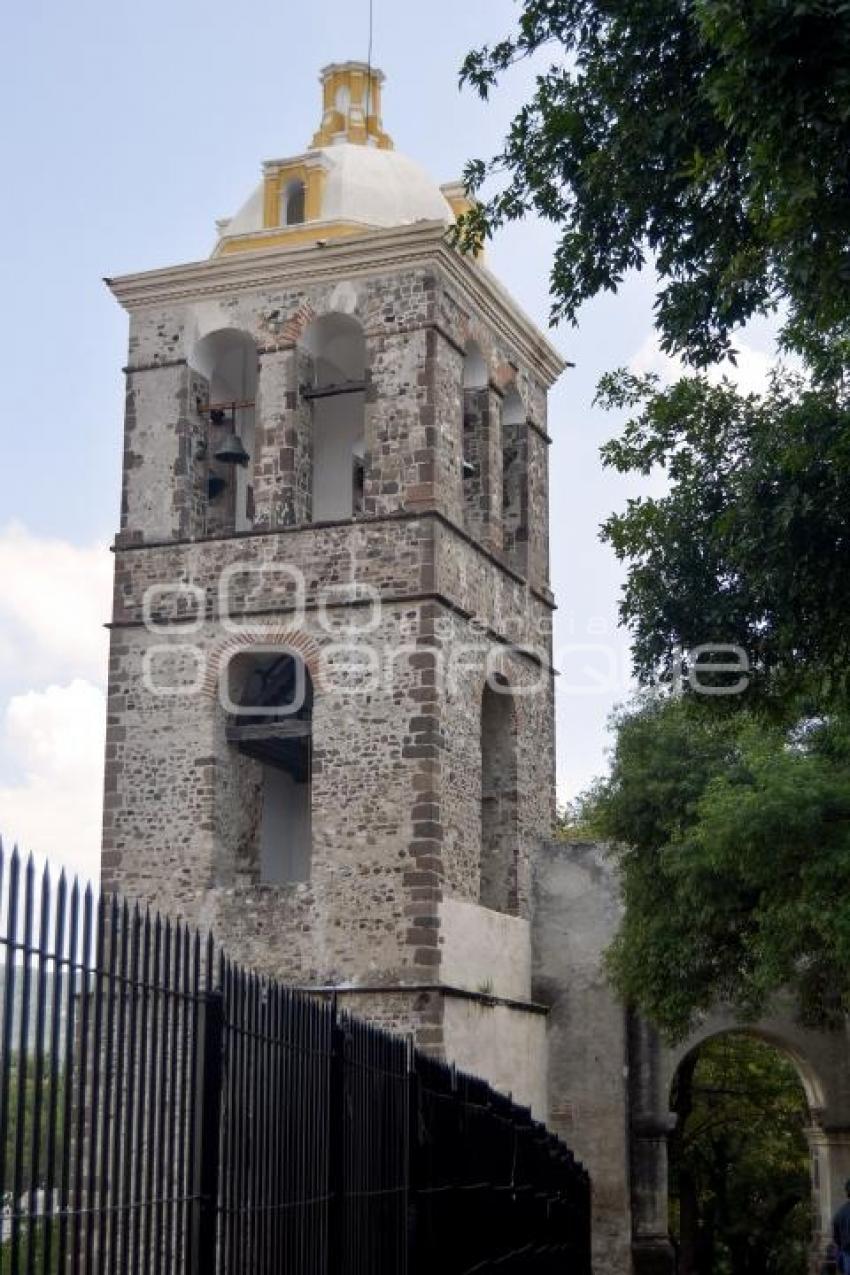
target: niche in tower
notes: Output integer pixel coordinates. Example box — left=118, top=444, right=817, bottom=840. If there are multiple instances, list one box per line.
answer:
left=225, top=650, right=313, bottom=885
left=480, top=680, right=519, bottom=915
left=501, top=389, right=529, bottom=575
left=462, top=342, right=490, bottom=539
left=301, top=314, right=366, bottom=522
left=192, top=329, right=258, bottom=535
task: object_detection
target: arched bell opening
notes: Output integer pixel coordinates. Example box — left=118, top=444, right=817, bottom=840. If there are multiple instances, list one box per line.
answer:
left=192, top=329, right=258, bottom=534
left=224, top=649, right=313, bottom=884
left=479, top=678, right=519, bottom=915
left=301, top=314, right=367, bottom=522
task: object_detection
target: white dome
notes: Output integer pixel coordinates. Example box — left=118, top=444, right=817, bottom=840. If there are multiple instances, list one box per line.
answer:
left=218, top=143, right=454, bottom=248
left=320, top=144, right=454, bottom=228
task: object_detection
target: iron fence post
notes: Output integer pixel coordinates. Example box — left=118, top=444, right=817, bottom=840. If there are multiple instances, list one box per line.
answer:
left=328, top=995, right=346, bottom=1275
left=407, top=1040, right=420, bottom=1275
left=189, top=988, right=224, bottom=1275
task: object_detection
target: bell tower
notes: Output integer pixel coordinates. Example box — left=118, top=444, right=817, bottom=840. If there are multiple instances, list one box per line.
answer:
left=102, top=63, right=565, bottom=1113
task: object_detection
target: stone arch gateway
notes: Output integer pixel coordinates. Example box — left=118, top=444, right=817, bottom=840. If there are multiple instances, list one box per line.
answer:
left=532, top=840, right=850, bottom=1275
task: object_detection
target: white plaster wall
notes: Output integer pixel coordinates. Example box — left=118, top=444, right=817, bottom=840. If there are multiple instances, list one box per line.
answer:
left=532, top=841, right=633, bottom=1273
left=443, top=997, right=548, bottom=1118
left=439, top=896, right=532, bottom=1002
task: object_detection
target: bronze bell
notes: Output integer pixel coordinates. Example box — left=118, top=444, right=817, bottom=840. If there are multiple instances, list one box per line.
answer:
left=214, top=405, right=250, bottom=465
left=214, top=432, right=250, bottom=465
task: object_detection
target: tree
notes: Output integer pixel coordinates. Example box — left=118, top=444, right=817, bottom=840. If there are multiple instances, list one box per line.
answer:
left=581, top=356, right=850, bottom=1036
left=670, top=1034, right=811, bottom=1275
left=596, top=366, right=850, bottom=704
left=459, top=2, right=850, bottom=1032
left=586, top=696, right=850, bottom=1037
left=459, top=0, right=850, bottom=366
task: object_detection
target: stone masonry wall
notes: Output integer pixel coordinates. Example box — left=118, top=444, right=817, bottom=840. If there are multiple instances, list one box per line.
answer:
left=119, top=260, right=551, bottom=599
left=104, top=517, right=554, bottom=968
left=106, top=238, right=558, bottom=1069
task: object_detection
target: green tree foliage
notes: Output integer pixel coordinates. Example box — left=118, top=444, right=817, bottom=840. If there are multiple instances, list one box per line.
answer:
left=670, top=1034, right=811, bottom=1275
left=0, top=1049, right=67, bottom=1270
left=583, top=365, right=850, bottom=1035
left=592, top=698, right=850, bottom=1037
left=459, top=0, right=850, bottom=365
left=460, top=2, right=850, bottom=1032
left=596, top=367, right=850, bottom=702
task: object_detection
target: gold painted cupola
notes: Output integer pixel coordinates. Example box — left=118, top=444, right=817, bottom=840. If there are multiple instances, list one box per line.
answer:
left=213, top=62, right=470, bottom=257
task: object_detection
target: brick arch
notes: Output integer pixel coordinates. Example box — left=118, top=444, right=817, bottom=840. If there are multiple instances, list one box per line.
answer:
left=202, top=628, right=324, bottom=700
left=281, top=302, right=319, bottom=345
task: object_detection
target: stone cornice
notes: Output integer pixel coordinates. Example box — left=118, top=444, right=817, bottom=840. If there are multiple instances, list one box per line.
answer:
left=305, top=983, right=550, bottom=1015
left=104, top=222, right=568, bottom=387
left=110, top=506, right=556, bottom=610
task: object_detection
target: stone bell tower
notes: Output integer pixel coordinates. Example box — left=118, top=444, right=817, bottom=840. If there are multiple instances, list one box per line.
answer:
left=102, top=62, right=565, bottom=1113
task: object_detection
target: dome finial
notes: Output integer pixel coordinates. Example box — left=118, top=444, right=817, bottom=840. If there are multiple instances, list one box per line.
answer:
left=311, top=62, right=394, bottom=150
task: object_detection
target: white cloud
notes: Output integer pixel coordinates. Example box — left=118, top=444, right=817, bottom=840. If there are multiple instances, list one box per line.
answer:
left=0, top=522, right=112, bottom=689
left=0, top=680, right=105, bottom=882
left=630, top=333, right=785, bottom=397
left=0, top=523, right=112, bottom=881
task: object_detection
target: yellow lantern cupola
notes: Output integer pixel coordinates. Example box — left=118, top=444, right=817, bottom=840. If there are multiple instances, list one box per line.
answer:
left=311, top=62, right=393, bottom=150
left=212, top=62, right=468, bottom=258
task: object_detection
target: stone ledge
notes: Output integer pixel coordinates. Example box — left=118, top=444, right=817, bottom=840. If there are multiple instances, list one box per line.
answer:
left=300, top=982, right=550, bottom=1016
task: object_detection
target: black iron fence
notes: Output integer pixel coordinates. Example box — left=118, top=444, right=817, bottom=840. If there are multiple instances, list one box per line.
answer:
left=0, top=845, right=591, bottom=1274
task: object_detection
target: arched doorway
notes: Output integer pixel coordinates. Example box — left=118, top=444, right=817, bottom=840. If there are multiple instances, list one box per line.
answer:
left=669, top=1032, right=812, bottom=1275
left=630, top=1012, right=850, bottom=1275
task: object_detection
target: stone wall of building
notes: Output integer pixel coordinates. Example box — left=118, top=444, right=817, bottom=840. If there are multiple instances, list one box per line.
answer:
left=105, top=226, right=561, bottom=1112
left=116, top=252, right=553, bottom=594
left=104, top=510, right=554, bottom=1069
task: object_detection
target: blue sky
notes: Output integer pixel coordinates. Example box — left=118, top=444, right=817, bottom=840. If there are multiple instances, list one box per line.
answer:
left=0, top=0, right=777, bottom=877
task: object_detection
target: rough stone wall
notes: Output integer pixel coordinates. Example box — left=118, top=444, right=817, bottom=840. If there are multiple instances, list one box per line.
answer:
left=526, top=422, right=551, bottom=589
left=186, top=370, right=210, bottom=537
left=105, top=604, right=424, bottom=977
left=430, top=329, right=465, bottom=526
left=462, top=387, right=487, bottom=538
left=119, top=362, right=187, bottom=544
left=421, top=601, right=554, bottom=921
left=462, top=386, right=503, bottom=552
left=329, top=988, right=445, bottom=1054
left=105, top=240, right=558, bottom=1106
left=434, top=277, right=552, bottom=595
left=502, top=412, right=529, bottom=576
left=104, top=513, right=553, bottom=938
left=117, top=257, right=553, bottom=592
left=253, top=347, right=299, bottom=528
